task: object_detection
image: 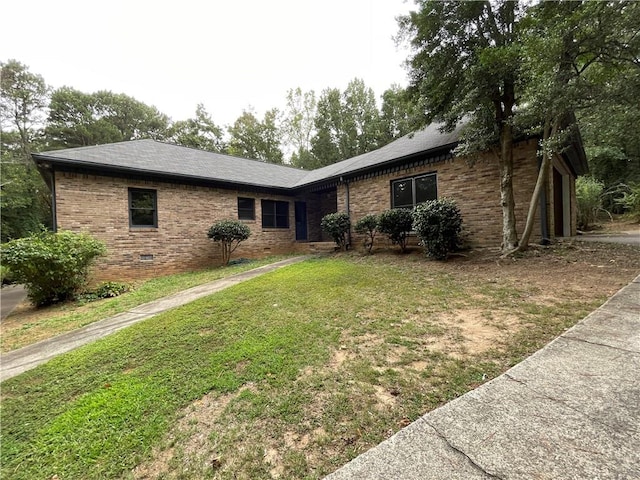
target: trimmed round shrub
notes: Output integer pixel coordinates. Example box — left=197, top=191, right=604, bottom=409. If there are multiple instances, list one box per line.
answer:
left=354, top=214, right=379, bottom=254
left=321, top=212, right=351, bottom=250
left=412, top=198, right=463, bottom=260
left=208, top=219, right=251, bottom=265
left=1, top=230, right=106, bottom=306
left=377, top=208, right=414, bottom=253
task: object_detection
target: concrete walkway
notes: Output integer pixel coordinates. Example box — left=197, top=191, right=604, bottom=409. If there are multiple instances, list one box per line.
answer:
left=0, top=256, right=310, bottom=382
left=325, top=274, right=640, bottom=479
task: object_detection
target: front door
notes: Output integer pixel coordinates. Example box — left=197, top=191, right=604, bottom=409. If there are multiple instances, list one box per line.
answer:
left=295, top=201, right=307, bottom=241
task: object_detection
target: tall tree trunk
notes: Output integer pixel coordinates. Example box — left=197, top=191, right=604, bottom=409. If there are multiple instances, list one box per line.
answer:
left=513, top=117, right=559, bottom=253
left=499, top=121, right=518, bottom=252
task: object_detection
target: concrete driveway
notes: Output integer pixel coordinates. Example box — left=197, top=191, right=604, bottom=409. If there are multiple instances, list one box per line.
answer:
left=576, top=230, right=640, bottom=246
left=1, top=284, right=27, bottom=320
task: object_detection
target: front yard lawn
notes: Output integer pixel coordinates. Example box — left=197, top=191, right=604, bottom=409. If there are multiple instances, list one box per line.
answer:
left=1, top=243, right=638, bottom=479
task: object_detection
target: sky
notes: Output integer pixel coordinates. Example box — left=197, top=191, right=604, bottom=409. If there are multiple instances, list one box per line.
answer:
left=2, top=0, right=415, bottom=127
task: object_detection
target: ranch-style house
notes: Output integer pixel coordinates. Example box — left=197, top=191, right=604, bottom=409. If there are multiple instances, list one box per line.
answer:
left=32, top=123, right=588, bottom=280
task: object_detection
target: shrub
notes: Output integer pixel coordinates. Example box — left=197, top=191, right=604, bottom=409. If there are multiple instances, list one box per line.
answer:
left=615, top=182, right=640, bottom=222
left=207, top=219, right=251, bottom=265
left=377, top=208, right=414, bottom=253
left=412, top=198, right=463, bottom=260
left=354, top=214, right=379, bottom=254
left=0, top=230, right=106, bottom=306
left=1, top=264, right=15, bottom=285
left=78, top=281, right=130, bottom=303
left=321, top=212, right=351, bottom=251
left=576, top=176, right=606, bottom=230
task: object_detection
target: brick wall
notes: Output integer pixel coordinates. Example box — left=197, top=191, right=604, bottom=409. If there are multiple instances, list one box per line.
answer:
left=338, top=140, right=569, bottom=249
left=54, top=172, right=297, bottom=281
left=53, top=140, right=577, bottom=280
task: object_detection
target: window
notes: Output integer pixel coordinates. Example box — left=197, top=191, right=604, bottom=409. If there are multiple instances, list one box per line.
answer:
left=129, top=188, right=157, bottom=227
left=391, top=173, right=437, bottom=209
left=261, top=200, right=289, bottom=228
left=237, top=197, right=255, bottom=220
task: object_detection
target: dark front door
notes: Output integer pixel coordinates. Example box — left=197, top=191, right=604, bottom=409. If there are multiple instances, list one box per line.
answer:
left=295, top=201, right=307, bottom=241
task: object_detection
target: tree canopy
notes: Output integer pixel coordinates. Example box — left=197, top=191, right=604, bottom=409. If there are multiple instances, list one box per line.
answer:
left=399, top=0, right=639, bottom=252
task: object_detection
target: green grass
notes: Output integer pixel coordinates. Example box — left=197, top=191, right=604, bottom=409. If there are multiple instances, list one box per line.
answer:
left=0, top=255, right=609, bottom=479
left=1, top=255, right=293, bottom=352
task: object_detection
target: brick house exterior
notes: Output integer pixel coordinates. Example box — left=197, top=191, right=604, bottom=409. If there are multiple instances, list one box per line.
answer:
left=33, top=123, right=587, bottom=281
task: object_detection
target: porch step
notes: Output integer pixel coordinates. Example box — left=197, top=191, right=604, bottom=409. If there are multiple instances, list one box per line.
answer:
left=305, top=242, right=337, bottom=253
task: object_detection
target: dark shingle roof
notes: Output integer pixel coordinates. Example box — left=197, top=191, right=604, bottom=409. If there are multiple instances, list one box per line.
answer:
left=33, top=123, right=465, bottom=191
left=33, top=140, right=310, bottom=189
left=295, top=123, right=463, bottom=187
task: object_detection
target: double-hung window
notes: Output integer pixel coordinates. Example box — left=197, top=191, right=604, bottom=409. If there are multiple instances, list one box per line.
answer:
left=261, top=200, right=289, bottom=228
left=129, top=188, right=158, bottom=228
left=391, top=173, right=437, bottom=209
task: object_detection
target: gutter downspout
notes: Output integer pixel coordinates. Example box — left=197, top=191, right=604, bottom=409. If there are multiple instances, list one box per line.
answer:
left=341, top=176, right=352, bottom=249
left=49, top=166, right=57, bottom=232
left=538, top=157, right=549, bottom=245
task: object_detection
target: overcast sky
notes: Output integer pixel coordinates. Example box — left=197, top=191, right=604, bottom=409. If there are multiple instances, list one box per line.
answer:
left=2, top=0, right=414, bottom=127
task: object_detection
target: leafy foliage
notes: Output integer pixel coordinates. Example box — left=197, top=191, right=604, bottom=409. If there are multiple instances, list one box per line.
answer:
left=45, top=87, right=170, bottom=148
left=0, top=60, right=52, bottom=240
left=320, top=212, right=351, bottom=251
left=412, top=199, right=463, bottom=260
left=167, top=104, right=226, bottom=152
left=576, top=177, right=608, bottom=230
left=615, top=183, right=640, bottom=223
left=398, top=0, right=524, bottom=251
left=78, top=281, right=130, bottom=303
left=377, top=208, right=413, bottom=253
left=354, top=214, right=379, bottom=254
left=227, top=108, right=284, bottom=164
left=311, top=79, right=383, bottom=167
left=207, top=220, right=251, bottom=265
left=1, top=230, right=106, bottom=306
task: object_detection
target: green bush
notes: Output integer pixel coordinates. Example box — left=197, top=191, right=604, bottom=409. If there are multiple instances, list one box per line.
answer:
left=78, top=282, right=131, bottom=303
left=377, top=208, right=414, bottom=253
left=354, top=214, right=379, bottom=254
left=412, top=198, right=463, bottom=260
left=321, top=212, right=351, bottom=251
left=207, top=219, right=251, bottom=265
left=615, top=182, right=640, bottom=222
left=576, top=176, right=605, bottom=230
left=1, top=264, right=15, bottom=285
left=1, top=230, right=106, bottom=306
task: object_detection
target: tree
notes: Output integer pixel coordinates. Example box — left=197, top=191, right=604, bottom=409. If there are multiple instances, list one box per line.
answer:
left=207, top=219, right=251, bottom=265
left=0, top=60, right=52, bottom=240
left=168, top=104, right=226, bottom=152
left=0, top=59, right=49, bottom=156
left=380, top=84, right=418, bottom=144
left=516, top=0, right=640, bottom=250
left=311, top=79, right=383, bottom=167
left=282, top=88, right=317, bottom=168
left=227, top=108, right=284, bottom=164
left=45, top=87, right=170, bottom=148
left=399, top=0, right=525, bottom=252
